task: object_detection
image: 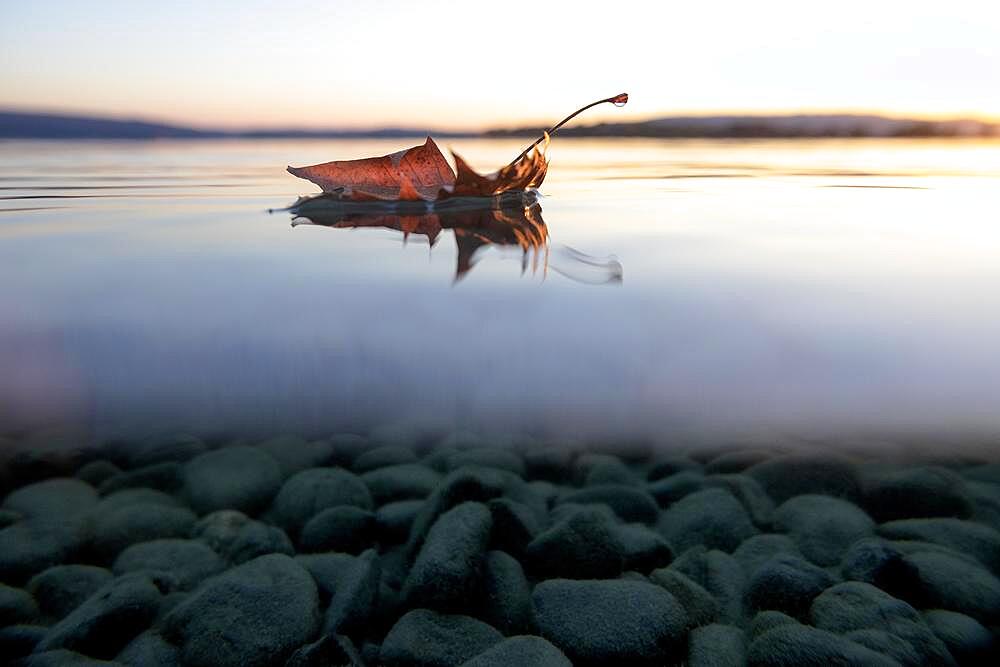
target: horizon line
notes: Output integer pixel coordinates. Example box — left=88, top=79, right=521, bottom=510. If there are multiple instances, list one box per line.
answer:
left=2, top=105, right=999, bottom=135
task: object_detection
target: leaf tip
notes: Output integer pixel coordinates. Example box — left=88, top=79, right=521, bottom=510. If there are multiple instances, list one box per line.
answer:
left=611, top=93, right=629, bottom=107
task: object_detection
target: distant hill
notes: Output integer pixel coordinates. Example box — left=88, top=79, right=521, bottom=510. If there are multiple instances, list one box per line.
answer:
left=487, top=114, right=999, bottom=139
left=0, top=111, right=217, bottom=139
left=2, top=110, right=996, bottom=140
left=0, top=111, right=472, bottom=140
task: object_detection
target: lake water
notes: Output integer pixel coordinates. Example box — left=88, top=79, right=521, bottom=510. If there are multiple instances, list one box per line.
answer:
left=2, top=137, right=1000, bottom=447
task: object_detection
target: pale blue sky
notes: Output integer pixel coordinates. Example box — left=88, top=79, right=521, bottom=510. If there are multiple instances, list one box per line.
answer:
left=2, top=0, right=998, bottom=129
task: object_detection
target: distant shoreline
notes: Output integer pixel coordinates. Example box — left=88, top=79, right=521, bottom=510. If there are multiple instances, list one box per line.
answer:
left=1, top=110, right=997, bottom=140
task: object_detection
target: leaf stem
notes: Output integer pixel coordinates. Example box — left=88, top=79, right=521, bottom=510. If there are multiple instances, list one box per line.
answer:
left=505, top=93, right=628, bottom=168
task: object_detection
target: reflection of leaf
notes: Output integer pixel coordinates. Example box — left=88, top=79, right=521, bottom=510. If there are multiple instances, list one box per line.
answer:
left=289, top=193, right=546, bottom=280
left=287, top=93, right=627, bottom=202
left=286, top=193, right=622, bottom=284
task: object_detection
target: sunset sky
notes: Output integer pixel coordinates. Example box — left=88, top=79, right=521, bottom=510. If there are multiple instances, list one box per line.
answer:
left=2, top=0, right=999, bottom=130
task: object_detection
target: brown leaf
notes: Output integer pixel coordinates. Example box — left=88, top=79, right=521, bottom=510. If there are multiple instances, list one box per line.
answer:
left=449, top=138, right=548, bottom=198
left=287, top=137, right=455, bottom=201
left=288, top=139, right=549, bottom=202
left=287, top=93, right=626, bottom=202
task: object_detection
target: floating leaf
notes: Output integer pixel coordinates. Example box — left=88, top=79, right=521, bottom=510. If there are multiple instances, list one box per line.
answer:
left=287, top=93, right=627, bottom=202
left=287, top=137, right=454, bottom=201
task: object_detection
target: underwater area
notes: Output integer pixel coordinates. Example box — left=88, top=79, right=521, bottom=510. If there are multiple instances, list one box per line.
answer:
left=1, top=137, right=999, bottom=665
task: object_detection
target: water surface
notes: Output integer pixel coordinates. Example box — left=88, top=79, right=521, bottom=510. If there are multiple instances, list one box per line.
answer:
left=2, top=137, right=999, bottom=444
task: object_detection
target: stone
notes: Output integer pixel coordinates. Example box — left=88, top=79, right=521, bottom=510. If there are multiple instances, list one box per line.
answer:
left=0, top=584, right=39, bottom=626
left=35, top=573, right=166, bottom=658
left=706, top=449, right=773, bottom=474
left=447, top=450, right=525, bottom=476
left=923, top=609, right=997, bottom=665
left=299, top=506, right=375, bottom=553
left=98, top=462, right=182, bottom=495
left=747, top=454, right=861, bottom=503
left=526, top=480, right=560, bottom=507
left=0, top=624, right=47, bottom=659
left=27, top=565, right=113, bottom=620
left=844, top=629, right=926, bottom=666
left=810, top=581, right=954, bottom=665
left=1, top=583, right=39, bottom=625
left=116, top=631, right=180, bottom=666
left=362, top=464, right=442, bottom=504
left=863, top=466, right=972, bottom=522
left=86, top=503, right=196, bottom=562
left=112, top=539, right=225, bottom=590
left=163, top=554, right=320, bottom=667
left=525, top=506, right=624, bottom=579
left=271, top=467, right=373, bottom=533
left=487, top=498, right=541, bottom=557
left=295, top=553, right=360, bottom=601
left=533, top=578, right=688, bottom=666
left=380, top=609, right=503, bottom=667
left=877, top=518, right=1000, bottom=571
left=182, top=446, right=283, bottom=515
left=524, top=446, right=576, bottom=481
left=746, top=554, right=834, bottom=619
left=124, top=434, right=206, bottom=468
left=573, top=454, right=638, bottom=486
left=12, top=649, right=125, bottom=666
left=773, top=494, right=875, bottom=566
left=286, top=633, right=365, bottom=667
left=75, top=461, right=121, bottom=487
left=3, top=478, right=98, bottom=519
left=703, top=474, right=776, bottom=526
left=647, top=471, right=706, bottom=505
left=406, top=466, right=542, bottom=561
left=376, top=500, right=425, bottom=543
left=323, top=549, right=381, bottom=635
left=671, top=548, right=746, bottom=625
left=476, top=550, right=533, bottom=635
left=353, top=445, right=419, bottom=472
left=748, top=610, right=797, bottom=639
left=256, top=435, right=334, bottom=476
left=839, top=538, right=918, bottom=594
left=649, top=567, right=719, bottom=627
left=902, top=551, right=1000, bottom=622
left=646, top=455, right=701, bottom=481
left=404, top=502, right=492, bottom=609
left=732, top=534, right=801, bottom=576
left=614, top=522, right=675, bottom=572
left=559, top=484, right=660, bottom=524
left=379, top=547, right=409, bottom=589
left=460, top=635, right=572, bottom=667
left=0, top=517, right=88, bottom=584
left=747, top=624, right=900, bottom=667
left=688, top=624, right=745, bottom=667
left=0, top=508, right=21, bottom=528
left=814, top=585, right=918, bottom=636
left=0, top=482, right=95, bottom=583
left=968, top=481, right=1000, bottom=532
left=658, top=488, right=757, bottom=553
left=191, top=509, right=294, bottom=564
left=324, top=433, right=367, bottom=465
left=96, top=488, right=180, bottom=510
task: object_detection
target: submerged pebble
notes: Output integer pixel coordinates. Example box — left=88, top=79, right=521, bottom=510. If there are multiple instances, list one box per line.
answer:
left=2, top=437, right=999, bottom=666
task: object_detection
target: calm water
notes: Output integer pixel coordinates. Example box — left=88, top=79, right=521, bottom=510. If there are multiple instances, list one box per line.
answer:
left=2, top=138, right=1000, bottom=444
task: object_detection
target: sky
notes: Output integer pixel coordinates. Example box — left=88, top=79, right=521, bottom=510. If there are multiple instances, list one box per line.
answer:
left=2, top=0, right=999, bottom=130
